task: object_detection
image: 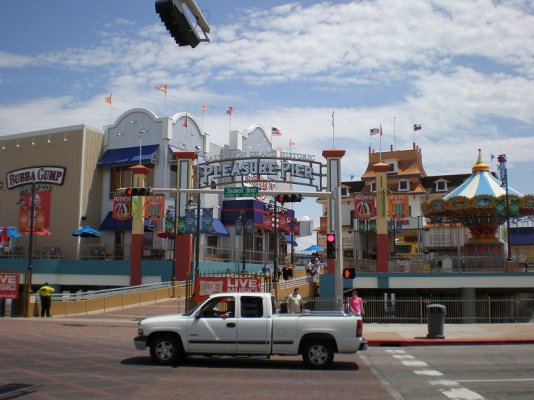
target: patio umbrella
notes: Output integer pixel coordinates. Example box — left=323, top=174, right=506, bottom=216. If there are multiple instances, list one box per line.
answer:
left=303, top=244, right=323, bottom=252
left=0, top=226, right=22, bottom=239
left=0, top=226, right=7, bottom=245
left=73, top=226, right=101, bottom=238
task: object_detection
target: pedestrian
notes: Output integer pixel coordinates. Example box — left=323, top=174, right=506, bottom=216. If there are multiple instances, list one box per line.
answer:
left=348, top=290, right=364, bottom=316
left=305, top=258, right=312, bottom=276
left=287, top=287, right=303, bottom=313
left=39, top=282, right=55, bottom=317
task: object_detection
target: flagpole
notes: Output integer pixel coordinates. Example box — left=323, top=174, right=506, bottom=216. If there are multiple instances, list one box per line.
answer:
left=379, top=124, right=383, bottom=163
left=108, top=100, right=112, bottom=125
left=413, top=125, right=415, bottom=144
left=393, top=116, right=396, bottom=151
left=331, top=109, right=335, bottom=148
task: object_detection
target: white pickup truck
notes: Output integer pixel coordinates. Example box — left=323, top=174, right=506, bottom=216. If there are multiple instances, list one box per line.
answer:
left=134, top=292, right=367, bottom=368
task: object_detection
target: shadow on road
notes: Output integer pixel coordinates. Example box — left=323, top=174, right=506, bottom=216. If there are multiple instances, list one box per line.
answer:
left=121, top=356, right=360, bottom=371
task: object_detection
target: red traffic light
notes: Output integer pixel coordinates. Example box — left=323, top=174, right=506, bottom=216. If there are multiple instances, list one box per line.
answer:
left=124, top=187, right=151, bottom=196
left=326, top=233, right=335, bottom=243
left=275, top=194, right=285, bottom=203
left=343, top=268, right=356, bottom=279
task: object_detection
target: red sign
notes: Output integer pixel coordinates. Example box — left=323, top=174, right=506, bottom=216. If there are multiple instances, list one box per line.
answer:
left=0, top=273, right=19, bottom=299
left=19, top=189, right=51, bottom=233
left=354, top=194, right=376, bottom=219
left=195, top=276, right=262, bottom=303
left=112, top=196, right=132, bottom=220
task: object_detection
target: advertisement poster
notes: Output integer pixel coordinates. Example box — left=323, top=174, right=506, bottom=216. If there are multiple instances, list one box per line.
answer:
left=195, top=276, right=262, bottom=303
left=354, top=194, right=376, bottom=219
left=0, top=273, right=19, bottom=300
left=144, top=195, right=165, bottom=220
left=112, top=195, right=131, bottom=220
left=19, top=189, right=51, bottom=233
left=388, top=194, right=409, bottom=219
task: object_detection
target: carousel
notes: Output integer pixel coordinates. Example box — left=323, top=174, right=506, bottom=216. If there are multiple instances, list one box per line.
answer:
left=421, top=150, right=534, bottom=268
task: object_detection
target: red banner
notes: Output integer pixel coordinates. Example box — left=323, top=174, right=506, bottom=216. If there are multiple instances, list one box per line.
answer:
left=144, top=195, right=165, bottom=220
left=354, top=194, right=376, bottom=219
left=19, top=190, right=51, bottom=233
left=0, top=273, right=19, bottom=299
left=389, top=194, right=409, bottom=218
left=112, top=195, right=131, bottom=220
left=195, top=276, right=262, bottom=303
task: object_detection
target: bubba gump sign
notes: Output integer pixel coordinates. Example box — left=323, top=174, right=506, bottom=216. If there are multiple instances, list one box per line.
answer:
left=195, top=276, right=261, bottom=303
left=6, top=166, right=66, bottom=189
left=0, top=273, right=19, bottom=300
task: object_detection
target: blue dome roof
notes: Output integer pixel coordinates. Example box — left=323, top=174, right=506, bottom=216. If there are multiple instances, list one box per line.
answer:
left=444, top=151, right=523, bottom=200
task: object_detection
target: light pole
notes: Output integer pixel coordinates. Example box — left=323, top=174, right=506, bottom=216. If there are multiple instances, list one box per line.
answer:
left=273, top=202, right=279, bottom=282
left=23, top=181, right=36, bottom=317
left=498, top=154, right=512, bottom=261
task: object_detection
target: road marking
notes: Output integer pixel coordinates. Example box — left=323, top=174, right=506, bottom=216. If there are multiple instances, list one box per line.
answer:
left=392, top=354, right=415, bottom=360
left=429, top=380, right=461, bottom=386
left=414, top=369, right=443, bottom=376
left=401, top=360, right=428, bottom=367
left=457, top=378, right=534, bottom=383
left=441, top=387, right=484, bottom=400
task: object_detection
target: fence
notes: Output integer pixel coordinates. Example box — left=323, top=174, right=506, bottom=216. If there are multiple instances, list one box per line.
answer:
left=299, top=294, right=534, bottom=324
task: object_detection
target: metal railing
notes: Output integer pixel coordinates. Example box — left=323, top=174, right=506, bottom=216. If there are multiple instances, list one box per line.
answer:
left=295, top=295, right=534, bottom=323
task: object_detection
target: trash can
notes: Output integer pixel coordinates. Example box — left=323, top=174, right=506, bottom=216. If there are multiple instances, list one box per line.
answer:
left=426, top=304, right=446, bottom=339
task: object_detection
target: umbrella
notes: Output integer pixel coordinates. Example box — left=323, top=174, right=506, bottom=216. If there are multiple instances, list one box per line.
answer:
left=0, top=226, right=22, bottom=239
left=0, top=226, right=7, bottom=245
left=73, top=226, right=101, bottom=238
left=303, top=244, right=323, bottom=252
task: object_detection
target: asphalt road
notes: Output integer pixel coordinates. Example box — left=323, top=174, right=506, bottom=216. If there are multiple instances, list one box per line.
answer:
left=0, top=318, right=392, bottom=400
left=362, top=345, right=534, bottom=400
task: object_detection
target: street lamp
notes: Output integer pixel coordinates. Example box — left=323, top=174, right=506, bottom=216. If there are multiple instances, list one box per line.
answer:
left=22, top=181, right=36, bottom=317
left=498, top=154, right=512, bottom=261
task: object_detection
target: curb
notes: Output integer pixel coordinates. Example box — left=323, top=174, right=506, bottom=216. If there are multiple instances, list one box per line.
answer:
left=367, top=338, right=534, bottom=347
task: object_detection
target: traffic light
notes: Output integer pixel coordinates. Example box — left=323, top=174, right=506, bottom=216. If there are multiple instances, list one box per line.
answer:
left=343, top=268, right=356, bottom=279
left=326, top=233, right=336, bottom=259
left=125, top=187, right=152, bottom=196
left=275, top=194, right=303, bottom=204
left=155, top=0, right=201, bottom=48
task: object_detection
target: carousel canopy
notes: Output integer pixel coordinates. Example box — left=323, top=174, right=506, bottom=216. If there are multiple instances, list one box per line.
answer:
left=444, top=151, right=523, bottom=200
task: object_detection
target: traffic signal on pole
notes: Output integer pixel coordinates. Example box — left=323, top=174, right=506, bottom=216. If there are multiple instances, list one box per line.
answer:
left=326, top=233, right=336, bottom=259
left=275, top=194, right=303, bottom=204
left=343, top=268, right=356, bottom=279
left=155, top=0, right=201, bottom=48
left=125, top=187, right=152, bottom=196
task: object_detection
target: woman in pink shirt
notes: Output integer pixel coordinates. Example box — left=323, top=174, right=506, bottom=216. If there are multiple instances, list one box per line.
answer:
left=348, top=290, right=364, bottom=315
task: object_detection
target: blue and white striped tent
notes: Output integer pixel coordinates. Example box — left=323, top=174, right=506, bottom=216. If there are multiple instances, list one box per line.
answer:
left=444, top=151, right=523, bottom=200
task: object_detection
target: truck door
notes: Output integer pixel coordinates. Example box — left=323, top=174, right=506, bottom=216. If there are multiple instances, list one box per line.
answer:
left=187, top=295, right=237, bottom=353
left=236, top=296, right=271, bottom=354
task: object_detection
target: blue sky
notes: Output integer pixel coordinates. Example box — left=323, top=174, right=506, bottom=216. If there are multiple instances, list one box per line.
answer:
left=1, top=0, right=534, bottom=244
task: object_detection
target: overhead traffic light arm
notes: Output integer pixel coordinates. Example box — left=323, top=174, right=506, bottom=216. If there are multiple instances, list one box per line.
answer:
left=155, top=0, right=211, bottom=48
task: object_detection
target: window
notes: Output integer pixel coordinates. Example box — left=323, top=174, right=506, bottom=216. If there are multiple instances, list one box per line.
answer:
left=436, top=181, right=447, bottom=192
left=341, top=187, right=349, bottom=197
left=240, top=296, right=263, bottom=318
left=109, top=165, right=155, bottom=198
left=398, top=180, right=409, bottom=191
left=370, top=182, right=376, bottom=192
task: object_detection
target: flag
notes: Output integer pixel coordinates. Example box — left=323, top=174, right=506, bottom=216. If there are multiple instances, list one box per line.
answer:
left=182, top=115, right=188, bottom=128
left=289, top=139, right=295, bottom=147
left=491, top=154, right=495, bottom=160
left=350, top=174, right=355, bottom=180
left=201, top=103, right=207, bottom=112
left=271, top=127, right=282, bottom=136
left=370, top=128, right=380, bottom=136
left=226, top=106, right=233, bottom=115
left=104, top=94, right=112, bottom=104
left=414, top=124, right=422, bottom=131
left=155, top=84, right=167, bottom=94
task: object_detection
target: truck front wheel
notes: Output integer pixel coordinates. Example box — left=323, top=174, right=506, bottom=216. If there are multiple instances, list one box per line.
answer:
left=302, top=340, right=334, bottom=369
left=150, top=334, right=183, bottom=365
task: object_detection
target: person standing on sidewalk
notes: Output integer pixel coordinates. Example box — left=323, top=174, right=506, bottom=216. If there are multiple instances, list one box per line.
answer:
left=39, top=282, right=55, bottom=317
left=348, top=290, right=364, bottom=316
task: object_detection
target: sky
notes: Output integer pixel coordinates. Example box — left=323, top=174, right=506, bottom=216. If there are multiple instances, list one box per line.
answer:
left=1, top=0, right=534, bottom=248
